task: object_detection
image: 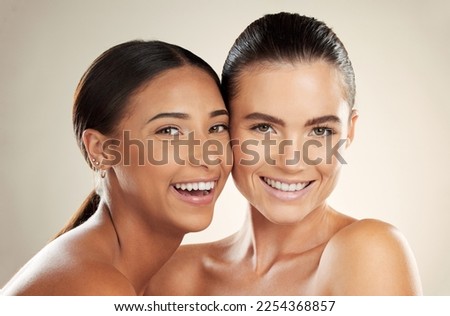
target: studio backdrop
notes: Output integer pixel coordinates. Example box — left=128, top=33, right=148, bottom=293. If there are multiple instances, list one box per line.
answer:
left=0, top=0, right=449, bottom=295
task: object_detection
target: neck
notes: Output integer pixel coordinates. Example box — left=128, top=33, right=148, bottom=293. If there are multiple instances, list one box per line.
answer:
left=233, top=203, right=333, bottom=273
left=97, top=200, right=184, bottom=294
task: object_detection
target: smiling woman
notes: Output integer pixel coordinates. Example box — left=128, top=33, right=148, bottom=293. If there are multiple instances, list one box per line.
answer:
left=0, top=40, right=231, bottom=295
left=230, top=61, right=356, bottom=225
left=146, top=12, right=422, bottom=296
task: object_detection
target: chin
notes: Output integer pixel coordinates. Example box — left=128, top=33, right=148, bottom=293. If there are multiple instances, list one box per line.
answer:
left=258, top=203, right=311, bottom=225
left=266, top=213, right=308, bottom=225
left=181, top=213, right=214, bottom=233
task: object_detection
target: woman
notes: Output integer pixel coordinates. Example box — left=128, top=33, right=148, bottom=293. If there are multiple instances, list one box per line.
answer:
left=1, top=40, right=231, bottom=295
left=146, top=13, right=422, bottom=295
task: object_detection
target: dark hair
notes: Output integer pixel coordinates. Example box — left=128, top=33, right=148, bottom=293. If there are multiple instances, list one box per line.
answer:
left=222, top=12, right=355, bottom=108
left=55, top=40, right=220, bottom=238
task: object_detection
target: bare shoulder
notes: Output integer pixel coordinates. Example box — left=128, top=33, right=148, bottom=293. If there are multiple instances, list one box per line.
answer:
left=317, top=218, right=422, bottom=295
left=54, top=260, right=136, bottom=295
left=25, top=262, right=135, bottom=296
left=1, top=234, right=136, bottom=295
left=145, top=241, right=218, bottom=296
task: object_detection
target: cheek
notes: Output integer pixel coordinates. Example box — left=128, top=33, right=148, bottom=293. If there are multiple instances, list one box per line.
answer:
left=222, top=141, right=233, bottom=175
left=145, top=140, right=174, bottom=165
left=111, top=137, right=170, bottom=167
left=231, top=163, right=255, bottom=202
left=114, top=141, right=178, bottom=190
left=314, top=150, right=343, bottom=190
left=317, top=160, right=341, bottom=179
left=302, top=135, right=348, bottom=167
left=207, top=138, right=232, bottom=170
left=301, top=140, right=324, bottom=166
left=231, top=140, right=267, bottom=194
left=232, top=133, right=266, bottom=170
left=231, top=145, right=249, bottom=182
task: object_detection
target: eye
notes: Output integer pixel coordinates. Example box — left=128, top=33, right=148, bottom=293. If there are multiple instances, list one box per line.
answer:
left=251, top=123, right=275, bottom=134
left=156, top=126, right=180, bottom=136
left=310, top=127, right=334, bottom=137
left=209, top=124, right=229, bottom=133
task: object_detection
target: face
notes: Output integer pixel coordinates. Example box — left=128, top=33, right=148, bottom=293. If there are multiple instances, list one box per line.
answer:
left=103, top=66, right=231, bottom=234
left=230, top=61, right=357, bottom=224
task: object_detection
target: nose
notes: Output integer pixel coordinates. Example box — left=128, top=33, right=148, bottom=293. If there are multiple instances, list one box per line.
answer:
left=186, top=131, right=211, bottom=168
left=274, top=137, right=307, bottom=172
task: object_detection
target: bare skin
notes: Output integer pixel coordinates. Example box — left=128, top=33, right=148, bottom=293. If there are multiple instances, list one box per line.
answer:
left=1, top=204, right=181, bottom=295
left=145, top=62, right=422, bottom=296
left=1, top=66, right=230, bottom=295
left=146, top=207, right=422, bottom=295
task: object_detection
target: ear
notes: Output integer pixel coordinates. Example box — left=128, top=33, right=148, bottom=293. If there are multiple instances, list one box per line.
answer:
left=346, top=109, right=359, bottom=148
left=82, top=129, right=111, bottom=170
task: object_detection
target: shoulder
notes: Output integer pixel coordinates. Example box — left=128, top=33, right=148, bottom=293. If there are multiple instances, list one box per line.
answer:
left=317, top=219, right=422, bottom=295
left=3, top=257, right=136, bottom=296
left=145, top=242, right=216, bottom=296
left=56, top=261, right=137, bottom=295
left=2, top=233, right=136, bottom=295
left=329, top=218, right=405, bottom=247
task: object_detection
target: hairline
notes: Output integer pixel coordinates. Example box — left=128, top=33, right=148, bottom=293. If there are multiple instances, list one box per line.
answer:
left=227, top=58, right=353, bottom=109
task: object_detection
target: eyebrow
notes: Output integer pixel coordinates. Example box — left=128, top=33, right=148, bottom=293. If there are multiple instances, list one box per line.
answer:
left=244, top=112, right=285, bottom=127
left=210, top=109, right=229, bottom=118
left=244, top=112, right=341, bottom=127
left=304, top=115, right=341, bottom=127
left=147, top=112, right=189, bottom=123
left=146, top=109, right=228, bottom=124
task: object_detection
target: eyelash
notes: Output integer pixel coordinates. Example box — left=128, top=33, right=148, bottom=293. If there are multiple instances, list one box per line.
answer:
left=249, top=123, right=335, bottom=137
left=209, top=124, right=229, bottom=133
left=250, top=123, right=276, bottom=134
left=156, top=124, right=229, bottom=136
left=156, top=126, right=181, bottom=136
left=310, top=126, right=335, bottom=137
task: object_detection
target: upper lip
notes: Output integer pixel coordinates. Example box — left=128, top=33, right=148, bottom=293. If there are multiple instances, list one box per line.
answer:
left=171, top=177, right=219, bottom=185
left=261, top=176, right=312, bottom=184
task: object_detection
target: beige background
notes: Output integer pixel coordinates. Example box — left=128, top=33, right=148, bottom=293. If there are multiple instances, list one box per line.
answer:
left=0, top=0, right=449, bottom=295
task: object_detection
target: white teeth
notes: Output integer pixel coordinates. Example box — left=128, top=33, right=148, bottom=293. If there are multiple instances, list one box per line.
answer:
left=263, top=177, right=309, bottom=192
left=173, top=181, right=215, bottom=191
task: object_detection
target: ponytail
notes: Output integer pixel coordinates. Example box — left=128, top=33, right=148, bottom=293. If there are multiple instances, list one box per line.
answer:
left=53, top=190, right=100, bottom=239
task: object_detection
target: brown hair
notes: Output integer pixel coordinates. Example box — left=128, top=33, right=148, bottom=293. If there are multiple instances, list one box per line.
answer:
left=222, top=12, right=355, bottom=108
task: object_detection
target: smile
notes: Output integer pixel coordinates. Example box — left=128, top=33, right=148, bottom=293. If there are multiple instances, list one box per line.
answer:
left=172, top=181, right=215, bottom=196
left=170, top=181, right=217, bottom=205
left=173, top=181, right=215, bottom=192
left=262, top=177, right=312, bottom=192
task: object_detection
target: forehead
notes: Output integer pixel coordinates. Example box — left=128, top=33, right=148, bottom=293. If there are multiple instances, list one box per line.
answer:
left=112, top=66, right=225, bottom=131
left=127, top=66, right=223, bottom=115
left=230, top=61, right=348, bottom=120
left=136, top=66, right=218, bottom=104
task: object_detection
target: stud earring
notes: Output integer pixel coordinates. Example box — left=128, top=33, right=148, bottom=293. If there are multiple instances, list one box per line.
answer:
left=92, top=158, right=100, bottom=166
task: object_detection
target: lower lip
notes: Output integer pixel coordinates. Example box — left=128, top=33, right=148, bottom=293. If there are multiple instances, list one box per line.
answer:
left=170, top=185, right=216, bottom=206
left=260, top=177, right=313, bottom=201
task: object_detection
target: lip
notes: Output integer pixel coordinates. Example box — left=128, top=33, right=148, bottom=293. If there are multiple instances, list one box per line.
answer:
left=259, top=176, right=314, bottom=201
left=171, top=177, right=219, bottom=185
left=170, top=178, right=218, bottom=206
